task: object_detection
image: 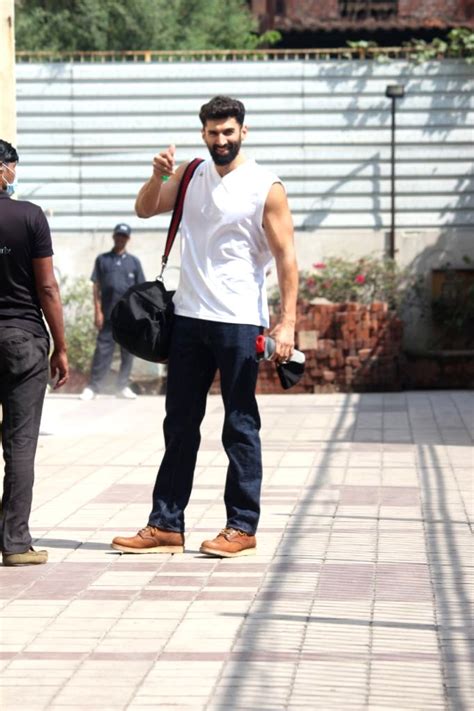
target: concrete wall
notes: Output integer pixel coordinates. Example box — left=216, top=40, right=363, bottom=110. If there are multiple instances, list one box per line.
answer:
left=14, top=58, right=474, bottom=347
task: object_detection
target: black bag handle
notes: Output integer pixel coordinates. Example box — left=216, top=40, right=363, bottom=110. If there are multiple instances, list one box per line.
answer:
left=159, top=157, right=204, bottom=279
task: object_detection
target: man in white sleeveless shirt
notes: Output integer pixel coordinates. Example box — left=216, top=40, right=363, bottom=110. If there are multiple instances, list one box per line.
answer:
left=112, top=96, right=298, bottom=557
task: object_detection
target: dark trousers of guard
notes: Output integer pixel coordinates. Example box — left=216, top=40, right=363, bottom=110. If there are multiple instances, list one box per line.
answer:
left=89, top=320, right=133, bottom=392
left=148, top=315, right=263, bottom=536
left=0, top=328, right=49, bottom=554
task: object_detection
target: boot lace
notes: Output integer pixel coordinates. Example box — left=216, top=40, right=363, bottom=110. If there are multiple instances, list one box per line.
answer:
left=139, top=525, right=159, bottom=537
left=220, top=527, right=248, bottom=538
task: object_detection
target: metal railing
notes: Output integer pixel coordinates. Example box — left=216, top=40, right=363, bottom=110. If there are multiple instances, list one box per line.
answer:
left=15, top=46, right=419, bottom=63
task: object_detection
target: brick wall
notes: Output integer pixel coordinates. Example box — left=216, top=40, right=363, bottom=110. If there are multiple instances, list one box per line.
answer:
left=399, top=0, right=460, bottom=19
left=210, top=302, right=404, bottom=395
left=402, top=352, right=474, bottom=389
left=284, top=0, right=339, bottom=20
left=252, top=0, right=468, bottom=24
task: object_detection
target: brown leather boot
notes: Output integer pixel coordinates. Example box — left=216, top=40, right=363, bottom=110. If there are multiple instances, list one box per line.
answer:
left=111, top=526, right=184, bottom=554
left=200, top=528, right=256, bottom=558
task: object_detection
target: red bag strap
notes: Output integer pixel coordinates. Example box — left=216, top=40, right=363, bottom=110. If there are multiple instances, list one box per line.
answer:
left=159, top=157, right=204, bottom=278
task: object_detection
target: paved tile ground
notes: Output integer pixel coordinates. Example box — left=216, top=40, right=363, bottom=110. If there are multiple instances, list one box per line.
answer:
left=0, top=391, right=472, bottom=711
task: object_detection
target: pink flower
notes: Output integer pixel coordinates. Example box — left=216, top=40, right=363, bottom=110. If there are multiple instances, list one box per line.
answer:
left=313, top=262, right=326, bottom=269
left=306, top=276, right=316, bottom=287
left=355, top=274, right=366, bottom=285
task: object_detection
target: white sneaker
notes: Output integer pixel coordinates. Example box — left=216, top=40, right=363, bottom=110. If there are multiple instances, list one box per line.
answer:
left=117, top=386, right=137, bottom=399
left=79, top=387, right=96, bottom=401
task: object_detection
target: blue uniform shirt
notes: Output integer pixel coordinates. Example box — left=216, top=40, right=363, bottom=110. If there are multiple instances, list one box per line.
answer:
left=91, top=251, right=145, bottom=319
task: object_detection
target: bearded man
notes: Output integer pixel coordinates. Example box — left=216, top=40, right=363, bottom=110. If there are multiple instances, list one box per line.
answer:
left=112, top=96, right=298, bottom=558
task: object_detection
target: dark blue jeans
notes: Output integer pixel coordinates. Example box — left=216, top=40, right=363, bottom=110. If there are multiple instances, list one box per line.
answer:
left=149, top=316, right=263, bottom=535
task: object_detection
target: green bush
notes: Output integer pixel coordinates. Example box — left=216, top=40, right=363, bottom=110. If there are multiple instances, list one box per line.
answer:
left=404, top=28, right=474, bottom=63
left=346, top=28, right=474, bottom=63
left=269, top=256, right=420, bottom=310
left=61, top=276, right=95, bottom=373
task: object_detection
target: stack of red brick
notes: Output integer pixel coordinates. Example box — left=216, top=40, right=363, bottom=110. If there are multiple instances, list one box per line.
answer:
left=260, top=302, right=403, bottom=393
left=210, top=302, right=403, bottom=394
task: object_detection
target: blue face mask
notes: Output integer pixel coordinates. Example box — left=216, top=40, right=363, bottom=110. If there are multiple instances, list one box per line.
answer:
left=5, top=178, right=18, bottom=196
left=2, top=163, right=17, bottom=195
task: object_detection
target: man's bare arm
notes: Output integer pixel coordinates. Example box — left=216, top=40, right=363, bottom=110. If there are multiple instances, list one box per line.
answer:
left=263, top=182, right=298, bottom=362
left=33, top=257, right=69, bottom=388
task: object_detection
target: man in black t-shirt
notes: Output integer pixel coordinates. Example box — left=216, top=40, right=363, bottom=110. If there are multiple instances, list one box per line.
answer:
left=80, top=224, right=145, bottom=400
left=0, top=139, right=68, bottom=566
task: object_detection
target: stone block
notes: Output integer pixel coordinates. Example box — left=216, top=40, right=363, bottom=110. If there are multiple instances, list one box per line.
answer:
left=297, top=329, right=319, bottom=349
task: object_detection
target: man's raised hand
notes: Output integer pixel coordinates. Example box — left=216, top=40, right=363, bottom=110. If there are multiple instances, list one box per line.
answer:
left=152, top=144, right=176, bottom=180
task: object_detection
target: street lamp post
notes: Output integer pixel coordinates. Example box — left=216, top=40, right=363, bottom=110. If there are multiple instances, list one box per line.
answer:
left=385, top=84, right=405, bottom=259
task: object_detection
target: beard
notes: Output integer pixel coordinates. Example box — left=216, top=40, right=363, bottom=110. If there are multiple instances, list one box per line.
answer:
left=208, top=139, right=241, bottom=166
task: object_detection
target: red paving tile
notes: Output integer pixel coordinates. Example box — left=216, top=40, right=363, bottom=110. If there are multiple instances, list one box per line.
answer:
left=149, top=576, right=208, bottom=586
left=196, top=591, right=255, bottom=601
left=376, top=563, right=433, bottom=601
left=317, top=563, right=374, bottom=600
left=139, top=590, right=196, bottom=600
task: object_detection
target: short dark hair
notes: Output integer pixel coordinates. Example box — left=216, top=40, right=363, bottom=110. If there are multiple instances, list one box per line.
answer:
left=199, top=96, right=245, bottom=127
left=0, top=139, right=19, bottom=163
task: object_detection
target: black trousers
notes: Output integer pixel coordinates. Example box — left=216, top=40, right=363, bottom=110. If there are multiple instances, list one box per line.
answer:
left=0, top=327, right=49, bottom=553
left=89, top=320, right=133, bottom=392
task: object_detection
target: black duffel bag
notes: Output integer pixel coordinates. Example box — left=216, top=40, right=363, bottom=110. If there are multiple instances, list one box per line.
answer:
left=111, top=158, right=203, bottom=362
left=111, top=279, right=175, bottom=362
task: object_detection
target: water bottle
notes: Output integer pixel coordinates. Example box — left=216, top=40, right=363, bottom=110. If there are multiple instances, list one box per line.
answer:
left=255, top=335, right=305, bottom=364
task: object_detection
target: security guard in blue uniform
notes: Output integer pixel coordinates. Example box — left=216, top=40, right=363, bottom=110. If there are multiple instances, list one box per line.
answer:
left=80, top=224, right=145, bottom=400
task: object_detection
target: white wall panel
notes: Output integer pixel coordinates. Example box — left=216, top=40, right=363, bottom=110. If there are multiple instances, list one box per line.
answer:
left=16, top=95, right=474, bottom=114
left=15, top=59, right=473, bottom=234
left=17, top=111, right=474, bottom=132
left=45, top=211, right=470, bottom=232
left=21, top=178, right=469, bottom=199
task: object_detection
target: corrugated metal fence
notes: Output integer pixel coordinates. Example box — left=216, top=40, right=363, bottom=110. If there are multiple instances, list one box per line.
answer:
left=15, top=59, right=473, bottom=235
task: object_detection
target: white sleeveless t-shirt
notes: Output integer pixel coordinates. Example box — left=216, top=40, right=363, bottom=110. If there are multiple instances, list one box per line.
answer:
left=173, top=158, right=280, bottom=328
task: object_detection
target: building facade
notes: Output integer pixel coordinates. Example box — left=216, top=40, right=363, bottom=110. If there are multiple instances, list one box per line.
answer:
left=251, top=0, right=474, bottom=33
